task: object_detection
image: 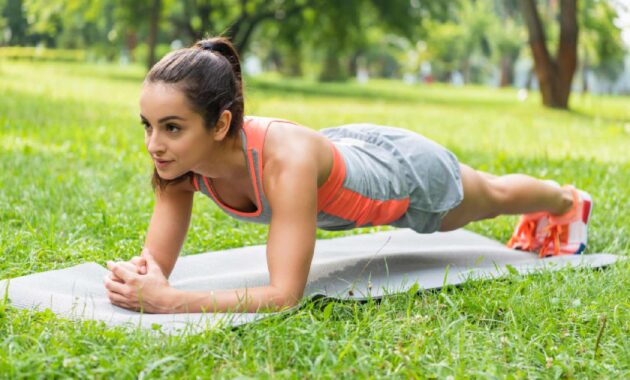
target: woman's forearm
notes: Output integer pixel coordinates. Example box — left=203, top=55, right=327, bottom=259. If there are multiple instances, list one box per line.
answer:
left=164, top=285, right=300, bottom=313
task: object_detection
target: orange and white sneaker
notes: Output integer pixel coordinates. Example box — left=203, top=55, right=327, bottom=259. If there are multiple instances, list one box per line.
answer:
left=507, top=211, right=549, bottom=252
left=539, top=186, right=593, bottom=257
left=507, top=180, right=559, bottom=252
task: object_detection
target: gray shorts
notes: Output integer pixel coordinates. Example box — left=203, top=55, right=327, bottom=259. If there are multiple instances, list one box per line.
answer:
left=320, top=124, right=463, bottom=233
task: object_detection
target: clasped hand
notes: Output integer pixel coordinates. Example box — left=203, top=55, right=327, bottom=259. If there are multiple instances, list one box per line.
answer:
left=104, top=248, right=174, bottom=313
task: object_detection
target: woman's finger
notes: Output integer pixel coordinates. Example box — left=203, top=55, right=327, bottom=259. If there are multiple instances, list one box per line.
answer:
left=107, top=290, right=141, bottom=311
left=106, top=272, right=124, bottom=284
left=130, top=256, right=142, bottom=266
left=107, top=291, right=136, bottom=310
left=103, top=276, right=128, bottom=295
left=106, top=261, right=136, bottom=283
left=130, top=256, right=148, bottom=274
left=116, top=261, right=138, bottom=273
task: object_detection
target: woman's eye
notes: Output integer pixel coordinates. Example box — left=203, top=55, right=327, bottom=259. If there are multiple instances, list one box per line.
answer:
left=141, top=122, right=151, bottom=130
left=166, top=124, right=180, bottom=133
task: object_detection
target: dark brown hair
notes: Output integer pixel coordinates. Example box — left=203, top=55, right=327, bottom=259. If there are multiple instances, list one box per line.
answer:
left=144, top=37, right=244, bottom=191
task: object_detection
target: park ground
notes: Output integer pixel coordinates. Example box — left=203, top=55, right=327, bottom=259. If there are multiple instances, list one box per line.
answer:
left=0, top=61, right=629, bottom=378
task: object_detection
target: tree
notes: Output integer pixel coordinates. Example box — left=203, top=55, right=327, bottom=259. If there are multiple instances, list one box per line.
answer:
left=165, top=0, right=453, bottom=81
left=493, top=0, right=524, bottom=87
left=169, top=0, right=314, bottom=54
left=456, top=1, right=494, bottom=83
left=520, top=0, right=578, bottom=109
left=295, top=0, right=453, bottom=82
left=424, top=1, right=495, bottom=84
left=146, top=0, right=162, bottom=69
left=19, top=0, right=114, bottom=50
left=579, top=0, right=627, bottom=92
left=424, top=21, right=468, bottom=81
left=311, top=0, right=362, bottom=81
left=494, top=19, right=524, bottom=86
left=4, top=0, right=36, bottom=46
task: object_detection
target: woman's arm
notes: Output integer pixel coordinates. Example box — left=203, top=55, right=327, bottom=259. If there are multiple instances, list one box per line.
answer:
left=105, top=177, right=195, bottom=309
left=105, top=154, right=319, bottom=313
left=143, top=178, right=195, bottom=278
left=106, top=177, right=193, bottom=285
left=165, top=152, right=319, bottom=312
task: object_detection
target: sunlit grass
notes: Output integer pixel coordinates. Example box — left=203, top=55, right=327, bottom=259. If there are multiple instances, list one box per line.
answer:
left=1, top=60, right=629, bottom=378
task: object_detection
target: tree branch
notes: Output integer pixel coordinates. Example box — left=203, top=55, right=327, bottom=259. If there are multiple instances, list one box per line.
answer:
left=233, top=1, right=313, bottom=53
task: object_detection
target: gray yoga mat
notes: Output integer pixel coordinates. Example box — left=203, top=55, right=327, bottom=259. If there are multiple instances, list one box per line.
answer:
left=0, top=229, right=623, bottom=333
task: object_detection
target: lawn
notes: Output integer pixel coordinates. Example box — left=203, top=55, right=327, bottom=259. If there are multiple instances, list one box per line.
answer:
left=0, top=60, right=629, bottom=378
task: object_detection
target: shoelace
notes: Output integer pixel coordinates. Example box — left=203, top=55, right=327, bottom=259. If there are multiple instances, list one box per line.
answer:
left=508, top=219, right=537, bottom=251
left=540, top=188, right=580, bottom=257
left=539, top=223, right=563, bottom=257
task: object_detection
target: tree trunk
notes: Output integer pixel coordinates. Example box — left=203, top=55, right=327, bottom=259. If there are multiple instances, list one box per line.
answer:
left=126, top=30, right=137, bottom=62
left=285, top=42, right=303, bottom=77
left=499, top=55, right=514, bottom=87
left=520, top=0, right=578, bottom=109
left=462, top=59, right=470, bottom=84
left=581, top=52, right=589, bottom=94
left=319, top=49, right=346, bottom=82
left=146, top=0, right=162, bottom=70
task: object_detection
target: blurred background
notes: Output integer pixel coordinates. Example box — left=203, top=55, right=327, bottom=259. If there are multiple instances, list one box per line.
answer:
left=0, top=0, right=628, bottom=109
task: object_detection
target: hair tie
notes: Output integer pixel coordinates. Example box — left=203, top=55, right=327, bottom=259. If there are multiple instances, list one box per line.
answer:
left=200, top=41, right=214, bottom=52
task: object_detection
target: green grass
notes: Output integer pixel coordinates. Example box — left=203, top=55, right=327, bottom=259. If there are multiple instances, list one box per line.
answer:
left=1, top=60, right=629, bottom=378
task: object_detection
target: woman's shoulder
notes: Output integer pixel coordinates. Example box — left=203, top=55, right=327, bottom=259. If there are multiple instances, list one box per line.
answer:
left=261, top=117, right=326, bottom=151
left=243, top=115, right=322, bottom=154
left=244, top=115, right=296, bottom=124
left=244, top=115, right=302, bottom=130
left=261, top=117, right=333, bottom=187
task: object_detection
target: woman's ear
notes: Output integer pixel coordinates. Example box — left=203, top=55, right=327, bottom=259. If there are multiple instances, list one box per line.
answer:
left=213, top=110, right=233, bottom=141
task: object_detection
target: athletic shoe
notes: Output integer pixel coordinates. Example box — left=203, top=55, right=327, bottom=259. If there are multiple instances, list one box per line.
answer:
left=539, top=186, right=593, bottom=257
left=506, top=179, right=562, bottom=253
left=507, top=211, right=549, bottom=252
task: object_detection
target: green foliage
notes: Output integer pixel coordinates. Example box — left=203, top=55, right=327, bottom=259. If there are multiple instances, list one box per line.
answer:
left=1, top=0, right=626, bottom=91
left=491, top=18, right=525, bottom=62
left=1, top=60, right=629, bottom=377
left=424, top=1, right=509, bottom=83
left=580, top=0, right=627, bottom=81
left=0, top=0, right=7, bottom=43
left=2, top=0, right=29, bottom=45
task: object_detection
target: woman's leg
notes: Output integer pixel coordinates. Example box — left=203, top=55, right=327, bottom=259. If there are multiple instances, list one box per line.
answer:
left=439, top=164, right=574, bottom=232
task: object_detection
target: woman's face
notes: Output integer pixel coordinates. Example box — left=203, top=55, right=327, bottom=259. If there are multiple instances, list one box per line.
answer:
left=140, top=82, right=215, bottom=180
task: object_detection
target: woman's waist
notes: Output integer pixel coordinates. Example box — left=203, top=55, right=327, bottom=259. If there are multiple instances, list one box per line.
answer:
left=316, top=141, right=410, bottom=219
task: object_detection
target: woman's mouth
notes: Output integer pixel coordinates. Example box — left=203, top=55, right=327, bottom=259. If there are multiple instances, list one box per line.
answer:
left=154, top=159, right=173, bottom=169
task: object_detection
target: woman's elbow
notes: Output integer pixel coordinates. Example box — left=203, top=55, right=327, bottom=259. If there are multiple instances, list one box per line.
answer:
left=269, top=287, right=303, bottom=310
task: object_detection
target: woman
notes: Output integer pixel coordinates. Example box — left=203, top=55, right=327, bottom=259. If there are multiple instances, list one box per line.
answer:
left=104, top=37, right=592, bottom=314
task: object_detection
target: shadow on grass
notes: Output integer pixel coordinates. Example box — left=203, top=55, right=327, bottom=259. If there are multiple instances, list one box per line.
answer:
left=246, top=77, right=526, bottom=110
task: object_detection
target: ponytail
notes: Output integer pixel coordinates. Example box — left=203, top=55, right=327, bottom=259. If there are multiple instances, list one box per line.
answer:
left=145, top=36, right=245, bottom=191
left=195, top=38, right=243, bottom=90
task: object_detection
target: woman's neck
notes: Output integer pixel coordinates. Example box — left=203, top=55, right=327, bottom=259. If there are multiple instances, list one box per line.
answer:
left=194, top=132, right=248, bottom=181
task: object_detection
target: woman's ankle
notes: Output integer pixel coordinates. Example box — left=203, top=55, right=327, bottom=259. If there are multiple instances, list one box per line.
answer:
left=550, top=187, right=575, bottom=216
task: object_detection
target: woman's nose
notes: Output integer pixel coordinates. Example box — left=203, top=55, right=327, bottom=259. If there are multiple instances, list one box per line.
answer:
left=146, top=131, right=165, bottom=155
